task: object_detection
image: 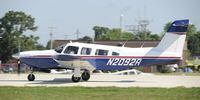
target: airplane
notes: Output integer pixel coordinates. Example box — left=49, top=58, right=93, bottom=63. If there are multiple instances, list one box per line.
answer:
left=13, top=19, right=189, bottom=82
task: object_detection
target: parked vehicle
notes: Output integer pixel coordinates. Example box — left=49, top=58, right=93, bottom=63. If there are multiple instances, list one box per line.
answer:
left=2, top=65, right=14, bottom=73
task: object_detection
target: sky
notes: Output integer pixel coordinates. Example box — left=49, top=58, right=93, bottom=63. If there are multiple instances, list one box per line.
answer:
left=0, top=0, right=200, bottom=46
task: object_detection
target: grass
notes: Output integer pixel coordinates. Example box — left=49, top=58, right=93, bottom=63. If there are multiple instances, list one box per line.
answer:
left=154, top=72, right=200, bottom=76
left=0, top=87, right=200, bottom=100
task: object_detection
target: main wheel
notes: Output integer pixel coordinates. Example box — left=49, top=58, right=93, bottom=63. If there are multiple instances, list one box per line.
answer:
left=27, top=74, right=35, bottom=81
left=81, top=71, right=90, bottom=81
left=72, top=75, right=81, bottom=82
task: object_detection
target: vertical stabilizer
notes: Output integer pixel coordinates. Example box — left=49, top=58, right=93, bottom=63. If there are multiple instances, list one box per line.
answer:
left=155, top=19, right=189, bottom=57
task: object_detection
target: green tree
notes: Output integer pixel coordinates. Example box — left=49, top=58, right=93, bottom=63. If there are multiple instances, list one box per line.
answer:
left=188, top=31, right=200, bottom=55
left=93, top=26, right=159, bottom=41
left=0, top=11, right=38, bottom=63
left=20, top=35, right=45, bottom=51
left=93, top=26, right=109, bottom=40
left=97, top=28, right=134, bottom=40
left=99, top=28, right=121, bottom=40
left=121, top=32, right=135, bottom=40
left=134, top=31, right=160, bottom=40
left=149, top=34, right=160, bottom=40
left=12, top=35, right=45, bottom=53
left=78, top=36, right=92, bottom=41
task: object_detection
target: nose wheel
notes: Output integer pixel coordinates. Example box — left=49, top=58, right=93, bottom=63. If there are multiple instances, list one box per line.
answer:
left=27, top=74, right=35, bottom=81
left=27, top=67, right=35, bottom=81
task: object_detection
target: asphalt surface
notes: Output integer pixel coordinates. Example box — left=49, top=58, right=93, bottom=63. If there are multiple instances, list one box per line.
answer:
left=0, top=73, right=200, bottom=87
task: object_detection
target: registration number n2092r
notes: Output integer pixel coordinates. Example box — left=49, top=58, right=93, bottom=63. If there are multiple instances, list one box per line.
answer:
left=106, top=58, right=142, bottom=66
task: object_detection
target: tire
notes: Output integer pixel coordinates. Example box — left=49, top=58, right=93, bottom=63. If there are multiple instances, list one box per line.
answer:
left=81, top=71, right=90, bottom=81
left=27, top=74, right=35, bottom=81
left=72, top=75, right=81, bottom=82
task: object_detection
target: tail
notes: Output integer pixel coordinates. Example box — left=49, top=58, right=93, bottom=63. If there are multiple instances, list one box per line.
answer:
left=155, top=19, right=189, bottom=57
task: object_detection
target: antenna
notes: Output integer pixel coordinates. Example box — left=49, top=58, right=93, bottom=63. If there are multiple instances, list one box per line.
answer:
left=122, top=40, right=128, bottom=47
left=140, top=42, right=145, bottom=48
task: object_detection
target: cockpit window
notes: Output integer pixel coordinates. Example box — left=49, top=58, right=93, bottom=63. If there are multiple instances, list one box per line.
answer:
left=55, top=44, right=65, bottom=53
left=81, top=47, right=92, bottom=55
left=64, top=46, right=79, bottom=54
left=95, top=49, right=108, bottom=55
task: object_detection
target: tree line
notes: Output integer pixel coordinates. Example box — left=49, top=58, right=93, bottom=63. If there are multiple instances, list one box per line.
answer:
left=0, top=11, right=200, bottom=63
left=0, top=11, right=45, bottom=63
left=93, top=26, right=160, bottom=41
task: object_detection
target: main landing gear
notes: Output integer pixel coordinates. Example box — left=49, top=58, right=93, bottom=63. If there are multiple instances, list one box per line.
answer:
left=26, top=67, right=90, bottom=82
left=71, top=68, right=90, bottom=82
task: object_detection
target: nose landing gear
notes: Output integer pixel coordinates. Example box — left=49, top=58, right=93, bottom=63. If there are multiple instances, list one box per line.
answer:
left=28, top=74, right=35, bottom=81
left=27, top=67, right=35, bottom=81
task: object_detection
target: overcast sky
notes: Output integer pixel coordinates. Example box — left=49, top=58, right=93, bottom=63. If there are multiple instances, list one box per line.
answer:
left=0, top=0, right=199, bottom=46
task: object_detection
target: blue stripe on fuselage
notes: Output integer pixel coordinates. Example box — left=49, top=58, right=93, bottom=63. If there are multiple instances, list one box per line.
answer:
left=54, top=55, right=180, bottom=70
left=20, top=57, right=59, bottom=69
left=83, top=57, right=180, bottom=70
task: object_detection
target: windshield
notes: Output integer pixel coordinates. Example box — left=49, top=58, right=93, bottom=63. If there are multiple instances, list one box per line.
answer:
left=54, top=44, right=66, bottom=53
left=64, top=46, right=79, bottom=54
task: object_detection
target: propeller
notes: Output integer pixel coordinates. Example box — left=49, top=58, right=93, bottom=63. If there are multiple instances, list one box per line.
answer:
left=12, top=52, right=21, bottom=75
left=17, top=59, right=21, bottom=75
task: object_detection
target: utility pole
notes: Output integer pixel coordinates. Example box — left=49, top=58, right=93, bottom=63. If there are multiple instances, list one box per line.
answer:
left=64, top=34, right=68, bottom=40
left=75, top=29, right=80, bottom=40
left=48, top=27, right=56, bottom=49
left=120, top=14, right=124, bottom=40
left=120, top=14, right=124, bottom=31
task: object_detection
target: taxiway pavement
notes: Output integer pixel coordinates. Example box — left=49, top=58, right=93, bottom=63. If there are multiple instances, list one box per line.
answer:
left=0, top=73, right=200, bottom=87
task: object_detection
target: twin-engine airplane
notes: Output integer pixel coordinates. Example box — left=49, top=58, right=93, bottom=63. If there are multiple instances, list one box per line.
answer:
left=13, top=19, right=189, bottom=82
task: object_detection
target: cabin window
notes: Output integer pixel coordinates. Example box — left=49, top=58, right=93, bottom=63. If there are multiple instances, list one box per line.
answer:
left=81, top=47, right=92, bottom=55
left=112, top=52, right=119, bottom=56
left=64, top=46, right=79, bottom=54
left=55, top=44, right=65, bottom=53
left=95, top=49, right=108, bottom=55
